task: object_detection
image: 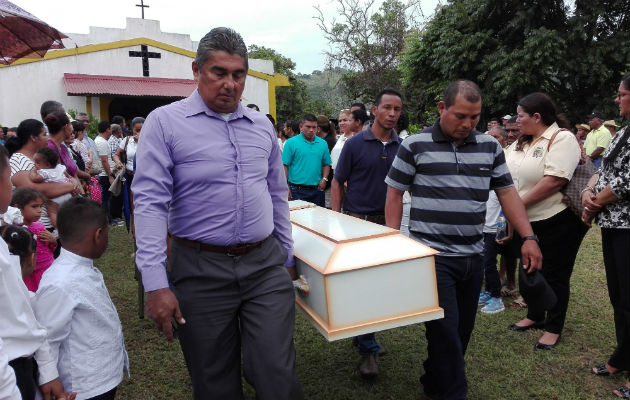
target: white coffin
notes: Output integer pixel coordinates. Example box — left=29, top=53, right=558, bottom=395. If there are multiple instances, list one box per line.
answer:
left=289, top=201, right=443, bottom=341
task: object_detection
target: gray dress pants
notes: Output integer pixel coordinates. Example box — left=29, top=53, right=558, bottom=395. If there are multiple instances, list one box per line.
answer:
left=169, top=236, right=303, bottom=400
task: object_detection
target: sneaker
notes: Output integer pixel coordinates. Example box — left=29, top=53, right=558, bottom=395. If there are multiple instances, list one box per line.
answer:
left=481, top=297, right=505, bottom=314
left=478, top=290, right=492, bottom=305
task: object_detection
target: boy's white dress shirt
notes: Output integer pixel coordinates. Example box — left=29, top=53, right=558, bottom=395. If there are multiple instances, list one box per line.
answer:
left=34, top=248, right=129, bottom=399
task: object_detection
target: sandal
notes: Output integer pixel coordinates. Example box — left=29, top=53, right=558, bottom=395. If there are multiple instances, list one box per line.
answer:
left=501, top=287, right=518, bottom=297
left=509, top=295, right=527, bottom=309
left=592, top=364, right=620, bottom=376
left=613, top=384, right=630, bottom=399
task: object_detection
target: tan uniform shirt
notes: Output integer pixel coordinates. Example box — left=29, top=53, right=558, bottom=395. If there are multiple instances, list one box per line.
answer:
left=505, top=122, right=581, bottom=222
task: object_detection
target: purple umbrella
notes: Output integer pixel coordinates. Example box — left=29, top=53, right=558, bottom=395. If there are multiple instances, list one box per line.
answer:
left=0, top=0, right=67, bottom=65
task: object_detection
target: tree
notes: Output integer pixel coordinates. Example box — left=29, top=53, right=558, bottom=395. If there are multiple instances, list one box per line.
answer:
left=400, top=0, right=630, bottom=125
left=299, top=68, right=352, bottom=116
left=315, top=0, right=424, bottom=103
left=248, top=45, right=310, bottom=123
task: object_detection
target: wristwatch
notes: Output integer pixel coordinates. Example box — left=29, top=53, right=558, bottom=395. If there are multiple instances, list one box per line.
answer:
left=322, top=177, right=329, bottom=182
left=521, top=235, right=539, bottom=244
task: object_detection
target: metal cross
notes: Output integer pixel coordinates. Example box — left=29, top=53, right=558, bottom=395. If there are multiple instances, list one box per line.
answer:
left=129, top=45, right=161, bottom=77
left=136, top=0, right=149, bottom=19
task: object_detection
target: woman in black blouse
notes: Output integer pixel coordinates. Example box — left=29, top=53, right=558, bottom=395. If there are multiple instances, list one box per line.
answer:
left=582, top=73, right=630, bottom=399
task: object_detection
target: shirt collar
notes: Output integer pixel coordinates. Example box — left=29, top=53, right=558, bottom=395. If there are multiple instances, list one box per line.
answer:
left=299, top=133, right=318, bottom=143
left=431, top=118, right=478, bottom=144
left=59, top=247, right=94, bottom=268
left=185, top=89, right=254, bottom=123
left=540, top=122, right=561, bottom=140
left=361, top=127, right=401, bottom=143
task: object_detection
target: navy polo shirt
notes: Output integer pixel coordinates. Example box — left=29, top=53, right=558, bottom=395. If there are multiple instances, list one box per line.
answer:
left=334, top=128, right=402, bottom=214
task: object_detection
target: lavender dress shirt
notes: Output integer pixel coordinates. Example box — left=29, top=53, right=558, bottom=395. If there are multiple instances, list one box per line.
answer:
left=132, top=90, right=294, bottom=291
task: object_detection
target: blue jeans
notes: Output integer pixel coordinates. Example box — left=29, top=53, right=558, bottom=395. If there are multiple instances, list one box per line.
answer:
left=482, top=232, right=501, bottom=298
left=421, top=254, right=484, bottom=400
left=357, top=333, right=380, bottom=355
left=289, top=184, right=325, bottom=207
left=592, top=157, right=602, bottom=169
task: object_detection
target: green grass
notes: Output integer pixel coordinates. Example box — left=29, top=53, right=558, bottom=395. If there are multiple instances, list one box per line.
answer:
left=97, top=227, right=626, bottom=399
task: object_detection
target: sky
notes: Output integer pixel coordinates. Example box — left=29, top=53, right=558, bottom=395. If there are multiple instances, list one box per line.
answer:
left=11, top=0, right=439, bottom=74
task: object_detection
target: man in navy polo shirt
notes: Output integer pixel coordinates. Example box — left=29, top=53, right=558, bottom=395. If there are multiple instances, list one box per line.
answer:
left=385, top=80, right=542, bottom=400
left=282, top=114, right=332, bottom=207
left=331, top=88, right=403, bottom=379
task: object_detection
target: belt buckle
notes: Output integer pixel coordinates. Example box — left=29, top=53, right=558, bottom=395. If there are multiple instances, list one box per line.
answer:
left=227, top=244, right=246, bottom=257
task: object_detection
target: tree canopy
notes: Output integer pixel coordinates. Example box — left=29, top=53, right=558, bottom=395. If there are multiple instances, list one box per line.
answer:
left=316, top=0, right=423, bottom=103
left=400, top=0, right=630, bottom=126
left=248, top=45, right=310, bottom=123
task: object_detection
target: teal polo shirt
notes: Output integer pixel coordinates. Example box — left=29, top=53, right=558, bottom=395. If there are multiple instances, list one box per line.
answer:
left=282, top=133, right=332, bottom=186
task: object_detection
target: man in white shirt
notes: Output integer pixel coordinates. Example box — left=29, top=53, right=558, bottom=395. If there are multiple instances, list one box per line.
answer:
left=94, top=121, right=115, bottom=222
left=34, top=197, right=128, bottom=400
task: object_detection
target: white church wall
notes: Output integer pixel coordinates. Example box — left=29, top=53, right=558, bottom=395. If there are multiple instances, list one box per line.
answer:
left=249, top=59, right=274, bottom=76
left=0, top=18, right=278, bottom=127
left=1, top=57, right=71, bottom=126
left=64, top=18, right=199, bottom=51
left=241, top=77, right=271, bottom=115
left=71, top=46, right=194, bottom=79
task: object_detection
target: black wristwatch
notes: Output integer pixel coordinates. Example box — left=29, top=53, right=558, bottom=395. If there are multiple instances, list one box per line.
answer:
left=522, top=235, right=539, bottom=244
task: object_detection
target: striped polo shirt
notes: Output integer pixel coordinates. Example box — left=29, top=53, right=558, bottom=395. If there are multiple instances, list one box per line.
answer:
left=385, top=120, right=513, bottom=256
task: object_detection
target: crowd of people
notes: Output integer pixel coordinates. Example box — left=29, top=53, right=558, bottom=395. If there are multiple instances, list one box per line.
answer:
left=0, top=25, right=628, bottom=400
left=0, top=102, right=144, bottom=399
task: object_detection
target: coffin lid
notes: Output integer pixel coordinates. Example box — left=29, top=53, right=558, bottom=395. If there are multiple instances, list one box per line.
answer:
left=289, top=201, right=438, bottom=275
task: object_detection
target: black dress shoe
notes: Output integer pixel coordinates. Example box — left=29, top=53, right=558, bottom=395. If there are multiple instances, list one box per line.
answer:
left=534, top=336, right=561, bottom=351
left=509, top=321, right=544, bottom=332
left=359, top=354, right=379, bottom=379
left=420, top=373, right=439, bottom=396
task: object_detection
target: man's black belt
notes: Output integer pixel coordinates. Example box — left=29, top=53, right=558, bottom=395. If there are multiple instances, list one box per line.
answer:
left=289, top=183, right=318, bottom=190
left=170, top=234, right=268, bottom=256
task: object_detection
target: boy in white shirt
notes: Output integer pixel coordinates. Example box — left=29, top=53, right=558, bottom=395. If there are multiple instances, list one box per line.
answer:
left=34, top=197, right=128, bottom=400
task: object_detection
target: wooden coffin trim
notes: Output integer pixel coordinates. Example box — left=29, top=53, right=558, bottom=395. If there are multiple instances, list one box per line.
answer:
left=325, top=249, right=438, bottom=275
left=291, top=220, right=397, bottom=245
left=293, top=230, right=439, bottom=276
left=324, top=256, right=440, bottom=328
left=288, top=201, right=316, bottom=211
left=289, top=207, right=398, bottom=244
left=296, top=296, right=444, bottom=341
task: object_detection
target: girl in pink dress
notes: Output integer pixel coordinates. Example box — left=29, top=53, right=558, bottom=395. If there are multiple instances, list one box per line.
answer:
left=10, top=187, right=57, bottom=291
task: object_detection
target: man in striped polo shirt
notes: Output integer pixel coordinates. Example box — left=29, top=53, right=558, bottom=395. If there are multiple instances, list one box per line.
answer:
left=385, top=80, right=542, bottom=400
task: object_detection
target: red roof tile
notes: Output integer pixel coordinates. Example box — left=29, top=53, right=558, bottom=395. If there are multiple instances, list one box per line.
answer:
left=63, top=73, right=196, bottom=97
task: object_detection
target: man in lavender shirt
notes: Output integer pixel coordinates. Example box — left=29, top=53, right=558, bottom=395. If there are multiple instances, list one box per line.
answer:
left=132, top=27, right=303, bottom=400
